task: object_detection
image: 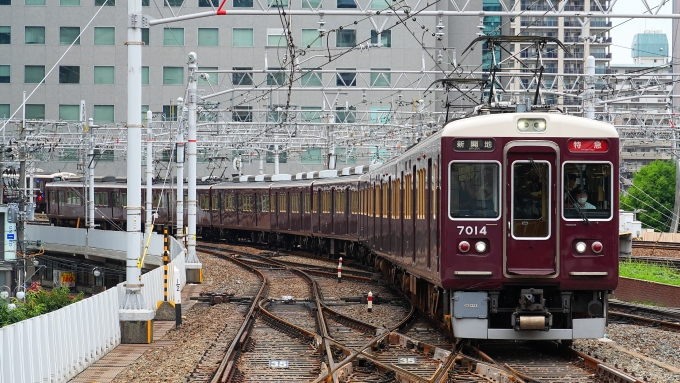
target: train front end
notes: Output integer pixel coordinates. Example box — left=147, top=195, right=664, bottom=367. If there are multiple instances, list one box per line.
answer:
left=441, top=112, right=619, bottom=340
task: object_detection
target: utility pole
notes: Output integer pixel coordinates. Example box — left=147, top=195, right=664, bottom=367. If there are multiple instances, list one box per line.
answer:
left=185, top=52, right=203, bottom=283
left=88, top=118, right=95, bottom=229
left=119, top=0, right=154, bottom=343
left=671, top=0, right=680, bottom=233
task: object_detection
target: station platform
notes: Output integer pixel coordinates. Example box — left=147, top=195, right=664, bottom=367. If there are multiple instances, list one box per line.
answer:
left=69, top=283, right=204, bottom=383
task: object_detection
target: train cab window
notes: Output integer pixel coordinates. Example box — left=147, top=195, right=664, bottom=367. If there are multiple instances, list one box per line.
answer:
left=449, top=162, right=500, bottom=219
left=563, top=162, right=612, bottom=220
left=511, top=162, right=549, bottom=238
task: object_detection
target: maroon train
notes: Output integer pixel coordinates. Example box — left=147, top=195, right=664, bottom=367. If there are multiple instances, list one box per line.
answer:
left=46, top=111, right=619, bottom=340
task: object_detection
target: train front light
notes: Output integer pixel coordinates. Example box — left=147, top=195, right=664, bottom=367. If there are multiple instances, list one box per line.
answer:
left=592, top=241, right=603, bottom=253
left=517, top=118, right=547, bottom=133
left=459, top=241, right=470, bottom=253
left=475, top=241, right=487, bottom=253
left=533, top=120, right=546, bottom=132
left=575, top=241, right=587, bottom=254
left=517, top=120, right=530, bottom=132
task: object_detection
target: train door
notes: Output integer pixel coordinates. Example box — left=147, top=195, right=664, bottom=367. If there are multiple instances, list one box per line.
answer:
left=505, top=145, right=557, bottom=276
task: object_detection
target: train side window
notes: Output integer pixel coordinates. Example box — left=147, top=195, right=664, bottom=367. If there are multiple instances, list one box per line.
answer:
left=94, top=192, right=109, bottom=207
left=212, top=195, right=219, bottom=211
left=153, top=193, right=164, bottom=209
left=563, top=162, right=612, bottom=220
left=122, top=193, right=127, bottom=207
left=111, top=192, right=120, bottom=207
left=449, top=162, right=500, bottom=220
left=66, top=191, right=82, bottom=205
left=511, top=161, right=549, bottom=238
left=261, top=194, right=269, bottom=213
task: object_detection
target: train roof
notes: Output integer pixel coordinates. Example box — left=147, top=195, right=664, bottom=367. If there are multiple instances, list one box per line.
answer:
left=441, top=112, right=618, bottom=138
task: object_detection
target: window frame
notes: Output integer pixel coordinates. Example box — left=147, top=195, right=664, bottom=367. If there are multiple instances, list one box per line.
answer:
left=561, top=161, right=614, bottom=222
left=448, top=160, right=502, bottom=222
left=510, top=160, right=550, bottom=239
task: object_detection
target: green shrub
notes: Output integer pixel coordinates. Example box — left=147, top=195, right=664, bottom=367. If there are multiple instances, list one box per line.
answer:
left=0, top=287, right=84, bottom=328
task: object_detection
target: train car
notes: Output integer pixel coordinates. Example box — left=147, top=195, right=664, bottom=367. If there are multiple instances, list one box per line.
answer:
left=43, top=110, right=618, bottom=342
left=439, top=112, right=618, bottom=340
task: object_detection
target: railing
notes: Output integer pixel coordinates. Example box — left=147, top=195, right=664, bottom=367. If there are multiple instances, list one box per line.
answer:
left=0, top=235, right=186, bottom=383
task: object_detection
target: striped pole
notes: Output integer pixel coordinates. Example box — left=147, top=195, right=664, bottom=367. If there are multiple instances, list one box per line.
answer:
left=163, top=228, right=169, bottom=302
left=367, top=291, right=373, bottom=313
left=337, top=257, right=342, bottom=283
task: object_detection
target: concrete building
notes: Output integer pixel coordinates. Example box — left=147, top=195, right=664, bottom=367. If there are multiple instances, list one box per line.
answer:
left=0, top=0, right=481, bottom=177
left=608, top=31, right=672, bottom=177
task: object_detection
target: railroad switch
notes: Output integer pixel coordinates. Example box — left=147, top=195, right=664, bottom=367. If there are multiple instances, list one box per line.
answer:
left=191, top=291, right=250, bottom=305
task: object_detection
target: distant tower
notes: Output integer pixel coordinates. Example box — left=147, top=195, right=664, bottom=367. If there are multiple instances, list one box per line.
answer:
left=631, top=30, right=668, bottom=65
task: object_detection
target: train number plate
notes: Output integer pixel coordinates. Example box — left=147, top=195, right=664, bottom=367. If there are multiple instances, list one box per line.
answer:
left=397, top=357, right=418, bottom=364
left=269, top=360, right=289, bottom=368
left=457, top=226, right=487, bottom=235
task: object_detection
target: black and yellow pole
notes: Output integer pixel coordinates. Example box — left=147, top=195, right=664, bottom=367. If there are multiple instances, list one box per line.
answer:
left=156, top=227, right=175, bottom=321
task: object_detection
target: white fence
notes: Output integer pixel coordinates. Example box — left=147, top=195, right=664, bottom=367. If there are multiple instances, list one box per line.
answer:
left=0, top=237, right=186, bottom=383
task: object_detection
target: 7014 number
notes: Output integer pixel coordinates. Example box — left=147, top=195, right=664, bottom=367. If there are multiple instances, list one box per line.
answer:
left=457, top=226, right=487, bottom=235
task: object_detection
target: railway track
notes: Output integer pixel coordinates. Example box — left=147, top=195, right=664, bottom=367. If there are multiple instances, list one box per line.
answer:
left=609, top=300, right=680, bottom=332
left=193, top=243, right=660, bottom=383
left=631, top=240, right=680, bottom=251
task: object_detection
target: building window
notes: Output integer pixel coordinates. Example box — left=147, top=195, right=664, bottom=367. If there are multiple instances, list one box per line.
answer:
left=95, top=0, right=114, bottom=4
left=60, top=0, right=80, bottom=5
left=232, top=106, right=252, bottom=122
left=336, top=68, right=356, bottom=86
left=370, top=30, right=390, bottom=47
left=25, top=104, right=45, bottom=120
left=198, top=28, right=218, bottom=46
left=301, top=68, right=321, bottom=87
left=163, top=105, right=178, bottom=121
left=336, top=106, right=355, bottom=123
left=141, top=28, right=149, bottom=45
left=301, top=29, right=321, bottom=47
left=94, top=27, right=115, bottom=45
left=232, top=67, right=253, bottom=85
left=198, top=0, right=218, bottom=5
left=267, top=28, right=287, bottom=46
left=337, top=0, right=355, bottom=7
left=164, top=0, right=181, bottom=5
left=163, top=67, right=183, bottom=85
left=370, top=0, right=388, bottom=8
left=94, top=105, right=114, bottom=123
left=0, top=26, right=10, bottom=44
left=232, top=28, right=253, bottom=47
left=0, top=65, right=8, bottom=83
left=60, top=27, right=81, bottom=45
left=59, top=105, right=80, bottom=121
left=24, top=65, right=45, bottom=83
left=0, top=0, right=10, bottom=3
left=301, top=107, right=322, bottom=123
left=163, top=28, right=184, bottom=46
left=301, top=0, right=320, bottom=8
left=59, top=65, right=80, bottom=84
left=267, top=67, right=286, bottom=86
left=94, top=66, right=114, bottom=84
left=142, top=66, right=149, bottom=84
left=0, top=105, right=9, bottom=118
left=198, top=67, right=218, bottom=85
left=25, top=26, right=45, bottom=44
left=336, top=29, right=355, bottom=47
left=370, top=68, right=390, bottom=87
left=233, top=0, right=252, bottom=7
left=268, top=0, right=287, bottom=6
left=26, top=0, right=46, bottom=5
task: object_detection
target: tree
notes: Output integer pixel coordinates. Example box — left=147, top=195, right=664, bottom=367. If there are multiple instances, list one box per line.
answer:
left=621, top=160, right=676, bottom=232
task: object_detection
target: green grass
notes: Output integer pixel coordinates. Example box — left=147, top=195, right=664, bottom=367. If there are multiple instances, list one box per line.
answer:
left=619, top=260, right=680, bottom=287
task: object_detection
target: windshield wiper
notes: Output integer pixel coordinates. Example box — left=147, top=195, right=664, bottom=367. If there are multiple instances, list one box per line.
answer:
left=527, top=158, right=589, bottom=225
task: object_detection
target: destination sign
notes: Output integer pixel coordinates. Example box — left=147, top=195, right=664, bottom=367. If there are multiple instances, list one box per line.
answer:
left=453, top=139, right=495, bottom=152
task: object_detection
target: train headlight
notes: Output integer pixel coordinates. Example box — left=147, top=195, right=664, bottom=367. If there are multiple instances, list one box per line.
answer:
left=459, top=241, right=470, bottom=253
left=592, top=241, right=603, bottom=253
left=475, top=241, right=486, bottom=253
left=517, top=120, right=530, bottom=132
left=575, top=241, right=587, bottom=254
left=533, top=119, right=547, bottom=132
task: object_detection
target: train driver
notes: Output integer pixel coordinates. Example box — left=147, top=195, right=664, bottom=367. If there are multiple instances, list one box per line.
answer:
left=571, top=188, right=595, bottom=209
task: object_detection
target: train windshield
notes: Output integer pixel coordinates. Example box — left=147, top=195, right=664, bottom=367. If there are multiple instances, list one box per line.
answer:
left=449, top=162, right=500, bottom=219
left=563, top=162, right=613, bottom=220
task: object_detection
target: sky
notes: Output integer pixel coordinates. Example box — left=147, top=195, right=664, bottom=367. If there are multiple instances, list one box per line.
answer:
left=609, top=0, right=673, bottom=64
